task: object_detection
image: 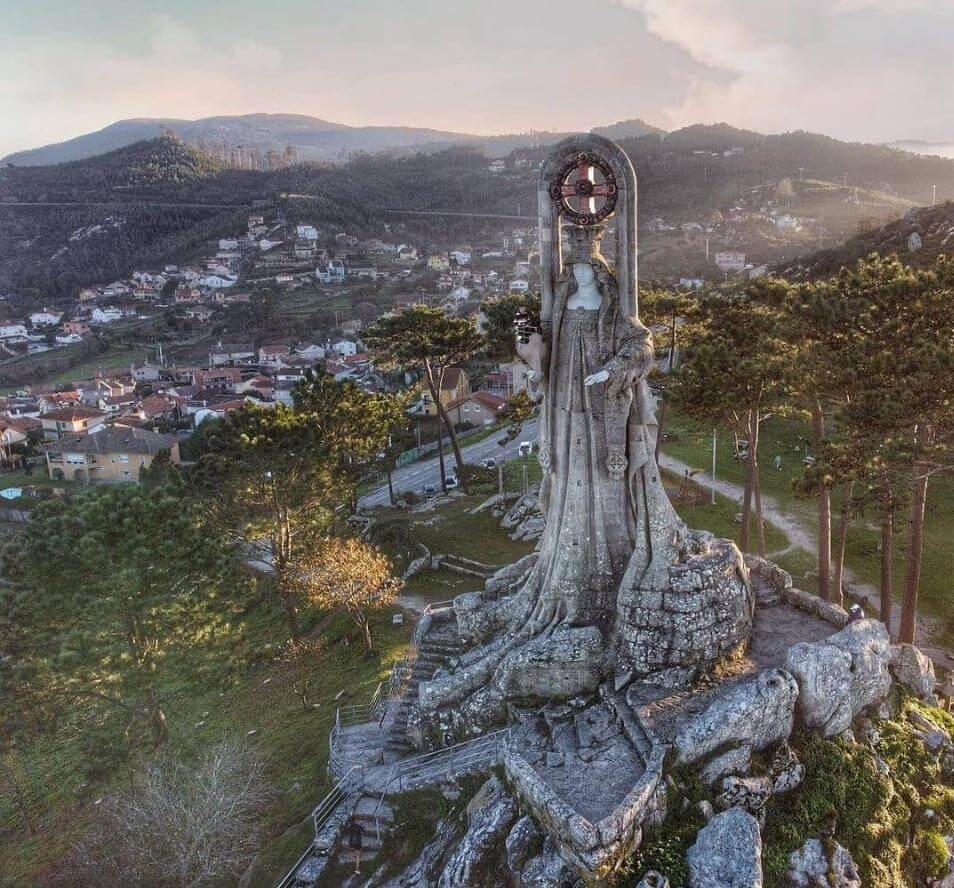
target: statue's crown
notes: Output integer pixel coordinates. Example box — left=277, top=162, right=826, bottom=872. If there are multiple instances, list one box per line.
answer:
left=563, top=223, right=606, bottom=262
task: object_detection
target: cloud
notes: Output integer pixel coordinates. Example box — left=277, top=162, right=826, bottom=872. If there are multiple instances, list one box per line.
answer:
left=614, top=0, right=954, bottom=142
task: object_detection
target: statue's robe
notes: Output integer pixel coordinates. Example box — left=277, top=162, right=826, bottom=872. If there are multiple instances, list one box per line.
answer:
left=530, top=270, right=683, bottom=631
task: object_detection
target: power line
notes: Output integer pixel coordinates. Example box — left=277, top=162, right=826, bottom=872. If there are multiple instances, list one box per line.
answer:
left=0, top=200, right=251, bottom=209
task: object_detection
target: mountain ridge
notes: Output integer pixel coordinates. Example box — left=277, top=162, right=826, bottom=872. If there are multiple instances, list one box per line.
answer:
left=2, top=113, right=668, bottom=167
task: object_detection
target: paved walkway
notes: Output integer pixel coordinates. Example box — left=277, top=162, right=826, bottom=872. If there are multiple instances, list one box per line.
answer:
left=658, top=453, right=950, bottom=668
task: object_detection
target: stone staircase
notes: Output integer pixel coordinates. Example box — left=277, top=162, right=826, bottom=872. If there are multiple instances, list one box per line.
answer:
left=334, top=795, right=395, bottom=884
left=384, top=616, right=466, bottom=758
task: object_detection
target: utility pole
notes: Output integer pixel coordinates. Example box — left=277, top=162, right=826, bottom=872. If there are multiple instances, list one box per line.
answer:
left=705, top=236, right=710, bottom=262
left=711, top=429, right=718, bottom=505
left=843, top=172, right=848, bottom=187
left=798, top=167, right=805, bottom=181
left=932, top=185, right=938, bottom=206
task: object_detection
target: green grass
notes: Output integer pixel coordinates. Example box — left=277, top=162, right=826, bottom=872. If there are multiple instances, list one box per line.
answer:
left=0, top=470, right=69, bottom=491
left=0, top=596, right=410, bottom=885
left=377, top=494, right=536, bottom=568
left=661, top=408, right=954, bottom=648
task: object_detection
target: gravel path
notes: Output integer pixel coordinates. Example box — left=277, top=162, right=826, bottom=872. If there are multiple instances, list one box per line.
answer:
left=659, top=453, right=950, bottom=666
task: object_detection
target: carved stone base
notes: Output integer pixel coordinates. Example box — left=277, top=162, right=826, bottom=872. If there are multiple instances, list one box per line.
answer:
left=615, top=531, right=754, bottom=685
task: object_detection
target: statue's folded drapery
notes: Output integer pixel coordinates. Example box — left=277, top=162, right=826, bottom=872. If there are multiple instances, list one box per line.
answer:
left=526, top=263, right=682, bottom=634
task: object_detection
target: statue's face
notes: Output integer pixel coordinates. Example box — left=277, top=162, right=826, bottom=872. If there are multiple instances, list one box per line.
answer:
left=573, top=262, right=596, bottom=287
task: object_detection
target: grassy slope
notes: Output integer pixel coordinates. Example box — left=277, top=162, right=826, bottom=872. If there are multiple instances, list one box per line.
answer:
left=0, top=597, right=410, bottom=885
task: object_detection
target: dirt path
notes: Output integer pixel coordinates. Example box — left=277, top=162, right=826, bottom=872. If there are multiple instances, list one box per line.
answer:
left=659, top=453, right=950, bottom=668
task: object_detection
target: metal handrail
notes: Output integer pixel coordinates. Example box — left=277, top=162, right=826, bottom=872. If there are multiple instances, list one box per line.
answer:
left=371, top=727, right=510, bottom=839
left=386, top=598, right=458, bottom=701
left=275, top=764, right=364, bottom=888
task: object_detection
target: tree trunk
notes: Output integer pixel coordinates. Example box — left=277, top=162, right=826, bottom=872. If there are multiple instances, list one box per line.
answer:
left=435, top=418, right=447, bottom=492
left=899, top=427, right=934, bottom=644
left=274, top=523, right=300, bottom=642
left=145, top=687, right=168, bottom=747
left=356, top=612, right=373, bottom=655
left=740, top=413, right=754, bottom=553
left=811, top=400, right=832, bottom=601
left=424, top=363, right=449, bottom=491
left=425, top=361, right=468, bottom=487
left=746, top=409, right=765, bottom=556
left=831, top=481, right=853, bottom=608
left=879, top=496, right=893, bottom=631
left=386, top=468, right=394, bottom=505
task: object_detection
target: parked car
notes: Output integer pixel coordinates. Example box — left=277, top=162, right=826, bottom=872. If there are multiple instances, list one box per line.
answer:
left=422, top=483, right=438, bottom=497
left=518, top=441, right=534, bottom=456
left=481, top=457, right=497, bottom=469
left=445, top=476, right=459, bottom=490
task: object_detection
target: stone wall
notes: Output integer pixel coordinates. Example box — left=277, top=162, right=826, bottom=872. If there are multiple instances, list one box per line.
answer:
left=615, top=534, right=753, bottom=685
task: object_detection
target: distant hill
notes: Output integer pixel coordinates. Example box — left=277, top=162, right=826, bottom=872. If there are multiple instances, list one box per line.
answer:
left=0, top=113, right=495, bottom=167
left=778, top=201, right=954, bottom=280
left=6, top=123, right=954, bottom=298
left=591, top=118, right=667, bottom=141
left=886, top=140, right=954, bottom=160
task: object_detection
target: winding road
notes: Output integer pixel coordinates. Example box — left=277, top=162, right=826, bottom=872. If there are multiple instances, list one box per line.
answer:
left=358, top=419, right=540, bottom=508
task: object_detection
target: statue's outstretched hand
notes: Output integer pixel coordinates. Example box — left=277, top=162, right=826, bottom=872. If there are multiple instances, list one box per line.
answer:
left=584, top=369, right=610, bottom=387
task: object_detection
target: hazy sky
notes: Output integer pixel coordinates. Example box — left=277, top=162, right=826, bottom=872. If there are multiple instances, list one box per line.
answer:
left=2, top=0, right=953, bottom=157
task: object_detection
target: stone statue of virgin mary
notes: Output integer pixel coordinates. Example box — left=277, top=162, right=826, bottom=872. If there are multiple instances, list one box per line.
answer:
left=518, top=219, right=683, bottom=634
left=409, top=136, right=750, bottom=746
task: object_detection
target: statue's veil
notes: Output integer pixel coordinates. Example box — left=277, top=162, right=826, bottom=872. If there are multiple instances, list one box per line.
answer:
left=538, top=134, right=639, bottom=324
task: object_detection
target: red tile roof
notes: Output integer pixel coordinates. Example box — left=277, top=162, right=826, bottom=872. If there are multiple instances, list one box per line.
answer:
left=40, top=407, right=107, bottom=422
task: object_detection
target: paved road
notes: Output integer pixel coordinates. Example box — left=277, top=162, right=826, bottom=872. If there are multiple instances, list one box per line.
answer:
left=359, top=418, right=540, bottom=508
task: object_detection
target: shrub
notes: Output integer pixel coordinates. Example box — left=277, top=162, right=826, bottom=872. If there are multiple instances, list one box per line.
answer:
left=908, top=828, right=949, bottom=882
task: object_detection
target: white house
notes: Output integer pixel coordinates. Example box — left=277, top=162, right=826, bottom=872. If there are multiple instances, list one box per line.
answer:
left=91, top=307, right=123, bottom=325
left=295, top=343, right=326, bottom=362
left=316, top=260, right=346, bottom=284
left=450, top=250, right=472, bottom=266
left=0, top=324, right=29, bottom=339
left=30, top=310, right=63, bottom=327
left=199, top=274, right=237, bottom=289
left=258, top=238, right=283, bottom=251
left=54, top=333, right=84, bottom=345
left=296, top=224, right=319, bottom=241
left=447, top=286, right=471, bottom=304
left=509, top=279, right=529, bottom=294
left=219, top=238, right=240, bottom=250
left=331, top=339, right=358, bottom=357
left=103, top=281, right=130, bottom=298
left=713, top=251, right=747, bottom=273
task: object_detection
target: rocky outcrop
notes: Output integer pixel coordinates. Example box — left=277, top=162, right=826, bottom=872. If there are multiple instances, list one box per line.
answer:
left=520, top=837, right=580, bottom=887
left=616, top=533, right=753, bottom=687
left=786, top=837, right=861, bottom=887
left=686, top=807, right=763, bottom=887
left=499, top=486, right=545, bottom=542
left=674, top=669, right=798, bottom=764
left=785, top=620, right=892, bottom=737
left=437, top=776, right=519, bottom=888
left=635, top=873, right=670, bottom=888
left=505, top=815, right=544, bottom=880
left=701, top=746, right=753, bottom=785
left=890, top=642, right=937, bottom=701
